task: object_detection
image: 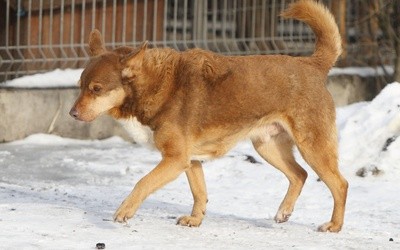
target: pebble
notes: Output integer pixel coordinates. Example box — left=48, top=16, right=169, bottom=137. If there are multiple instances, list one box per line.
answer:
left=96, top=243, right=106, bottom=249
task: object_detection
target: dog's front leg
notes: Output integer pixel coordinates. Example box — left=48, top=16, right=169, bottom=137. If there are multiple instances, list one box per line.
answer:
left=177, top=160, right=208, bottom=227
left=113, top=156, right=190, bottom=223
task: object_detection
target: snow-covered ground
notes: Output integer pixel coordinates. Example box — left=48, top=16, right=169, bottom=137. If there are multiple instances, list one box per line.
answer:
left=1, top=78, right=400, bottom=249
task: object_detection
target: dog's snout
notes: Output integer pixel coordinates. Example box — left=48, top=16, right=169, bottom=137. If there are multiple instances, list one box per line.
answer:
left=69, top=107, right=79, bottom=119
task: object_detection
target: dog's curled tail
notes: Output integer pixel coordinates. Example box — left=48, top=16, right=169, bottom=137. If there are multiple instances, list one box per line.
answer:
left=280, top=0, right=342, bottom=71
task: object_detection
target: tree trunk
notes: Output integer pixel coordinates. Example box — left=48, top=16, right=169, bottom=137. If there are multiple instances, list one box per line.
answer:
left=394, top=42, right=400, bottom=83
left=331, top=0, right=347, bottom=65
left=392, top=1, right=400, bottom=82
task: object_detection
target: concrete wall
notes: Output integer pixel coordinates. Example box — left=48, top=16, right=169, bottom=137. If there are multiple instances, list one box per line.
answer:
left=327, top=75, right=379, bottom=107
left=0, top=75, right=381, bottom=142
left=0, top=87, right=130, bottom=142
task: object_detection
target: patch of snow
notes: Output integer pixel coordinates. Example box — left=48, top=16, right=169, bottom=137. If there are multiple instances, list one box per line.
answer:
left=329, top=65, right=394, bottom=77
left=337, top=82, right=400, bottom=179
left=10, top=133, right=125, bottom=146
left=0, top=69, right=83, bottom=88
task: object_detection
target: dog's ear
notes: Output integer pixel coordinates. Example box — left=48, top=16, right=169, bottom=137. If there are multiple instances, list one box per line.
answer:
left=88, top=29, right=106, bottom=56
left=120, top=41, right=148, bottom=66
left=120, top=41, right=148, bottom=81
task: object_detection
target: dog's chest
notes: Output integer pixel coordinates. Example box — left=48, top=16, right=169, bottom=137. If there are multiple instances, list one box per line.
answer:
left=118, top=117, right=154, bottom=145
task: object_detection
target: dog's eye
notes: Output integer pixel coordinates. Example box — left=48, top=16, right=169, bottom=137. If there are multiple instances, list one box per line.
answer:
left=93, top=86, right=101, bottom=92
left=92, top=85, right=102, bottom=93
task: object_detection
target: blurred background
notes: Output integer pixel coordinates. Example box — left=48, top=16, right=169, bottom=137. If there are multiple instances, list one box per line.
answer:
left=1, top=0, right=398, bottom=82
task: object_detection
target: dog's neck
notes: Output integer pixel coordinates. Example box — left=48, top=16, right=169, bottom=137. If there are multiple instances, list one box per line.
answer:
left=110, top=48, right=180, bottom=128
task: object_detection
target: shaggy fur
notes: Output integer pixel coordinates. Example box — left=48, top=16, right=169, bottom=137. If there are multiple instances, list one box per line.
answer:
left=70, top=0, right=348, bottom=232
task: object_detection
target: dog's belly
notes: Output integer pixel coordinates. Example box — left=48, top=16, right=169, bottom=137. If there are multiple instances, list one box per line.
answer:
left=191, top=122, right=285, bottom=160
left=191, top=140, right=234, bottom=160
left=190, top=129, right=250, bottom=161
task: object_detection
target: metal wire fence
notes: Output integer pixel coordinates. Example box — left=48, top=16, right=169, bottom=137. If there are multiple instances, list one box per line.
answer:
left=0, top=0, right=395, bottom=82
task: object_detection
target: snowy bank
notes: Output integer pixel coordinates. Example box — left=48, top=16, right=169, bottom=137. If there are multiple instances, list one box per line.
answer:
left=337, top=82, right=400, bottom=179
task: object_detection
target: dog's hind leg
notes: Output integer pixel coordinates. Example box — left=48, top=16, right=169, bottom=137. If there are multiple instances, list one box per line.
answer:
left=177, top=160, right=208, bottom=227
left=294, top=125, right=348, bottom=232
left=252, top=132, right=308, bottom=223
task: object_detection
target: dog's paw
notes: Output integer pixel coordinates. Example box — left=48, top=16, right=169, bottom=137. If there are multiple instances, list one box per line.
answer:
left=317, top=221, right=342, bottom=233
left=113, top=205, right=134, bottom=223
left=274, top=210, right=291, bottom=223
left=176, top=215, right=203, bottom=227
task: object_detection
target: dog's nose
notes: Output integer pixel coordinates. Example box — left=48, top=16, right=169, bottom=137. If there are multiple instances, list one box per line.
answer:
left=69, top=107, right=79, bottom=119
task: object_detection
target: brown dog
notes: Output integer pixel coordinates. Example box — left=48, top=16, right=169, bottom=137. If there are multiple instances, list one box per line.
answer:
left=70, top=0, right=348, bottom=232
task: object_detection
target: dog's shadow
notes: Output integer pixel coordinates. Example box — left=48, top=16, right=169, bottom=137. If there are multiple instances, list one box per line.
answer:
left=127, top=198, right=312, bottom=231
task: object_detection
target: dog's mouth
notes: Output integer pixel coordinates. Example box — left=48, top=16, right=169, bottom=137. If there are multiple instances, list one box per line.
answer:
left=71, top=115, right=86, bottom=122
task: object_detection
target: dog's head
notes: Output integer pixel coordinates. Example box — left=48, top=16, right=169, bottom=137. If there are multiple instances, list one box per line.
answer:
left=69, top=29, right=147, bottom=122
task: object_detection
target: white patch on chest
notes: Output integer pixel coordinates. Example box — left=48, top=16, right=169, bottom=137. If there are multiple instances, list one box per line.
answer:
left=118, top=117, right=154, bottom=146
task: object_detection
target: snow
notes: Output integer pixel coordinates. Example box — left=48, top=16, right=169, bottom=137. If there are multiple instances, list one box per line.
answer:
left=1, top=79, right=400, bottom=249
left=0, top=69, right=82, bottom=88
left=329, top=66, right=394, bottom=77
left=337, top=83, right=400, bottom=179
